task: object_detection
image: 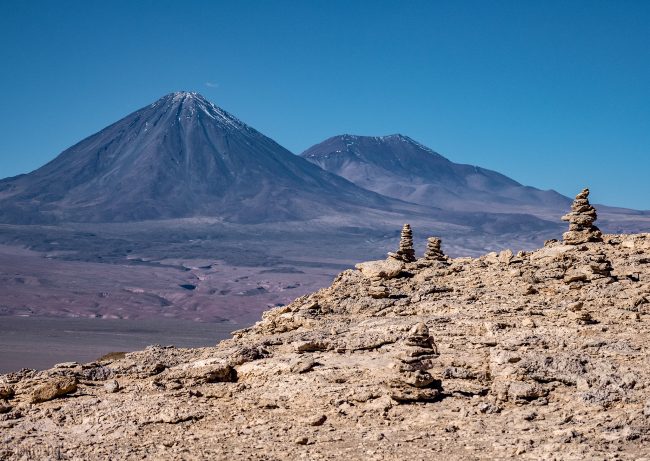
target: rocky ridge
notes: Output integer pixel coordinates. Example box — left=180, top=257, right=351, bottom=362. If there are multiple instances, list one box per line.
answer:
left=1, top=197, right=650, bottom=459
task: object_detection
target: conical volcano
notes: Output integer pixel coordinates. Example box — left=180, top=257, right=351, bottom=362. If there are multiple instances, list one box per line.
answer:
left=0, top=93, right=394, bottom=223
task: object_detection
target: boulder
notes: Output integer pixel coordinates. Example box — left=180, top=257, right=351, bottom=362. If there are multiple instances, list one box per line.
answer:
left=31, top=377, right=78, bottom=403
left=355, top=259, right=403, bottom=279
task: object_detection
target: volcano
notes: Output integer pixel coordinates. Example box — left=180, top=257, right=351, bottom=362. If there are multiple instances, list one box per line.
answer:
left=0, top=93, right=398, bottom=224
left=301, top=134, right=571, bottom=215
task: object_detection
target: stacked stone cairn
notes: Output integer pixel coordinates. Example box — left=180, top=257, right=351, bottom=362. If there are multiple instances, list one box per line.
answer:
left=561, top=188, right=603, bottom=245
left=423, top=236, right=448, bottom=262
left=388, top=224, right=416, bottom=263
left=388, top=323, right=441, bottom=402
left=367, top=279, right=390, bottom=299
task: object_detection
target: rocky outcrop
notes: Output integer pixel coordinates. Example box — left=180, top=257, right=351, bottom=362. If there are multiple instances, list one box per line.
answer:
left=388, top=223, right=416, bottom=262
left=562, top=188, right=603, bottom=244
left=355, top=259, right=403, bottom=279
left=2, top=202, right=650, bottom=460
left=355, top=259, right=404, bottom=299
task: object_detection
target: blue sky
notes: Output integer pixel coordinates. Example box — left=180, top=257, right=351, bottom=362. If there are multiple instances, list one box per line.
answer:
left=1, top=0, right=648, bottom=209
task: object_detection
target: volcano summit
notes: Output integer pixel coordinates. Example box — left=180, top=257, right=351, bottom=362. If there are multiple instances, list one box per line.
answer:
left=0, top=93, right=397, bottom=224
left=301, top=134, right=570, bottom=215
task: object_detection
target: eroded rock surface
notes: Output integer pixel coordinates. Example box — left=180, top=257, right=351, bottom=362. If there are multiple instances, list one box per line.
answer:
left=2, top=230, right=650, bottom=459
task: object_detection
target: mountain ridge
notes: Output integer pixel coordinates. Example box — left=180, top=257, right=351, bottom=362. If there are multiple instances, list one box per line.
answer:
left=1, top=92, right=645, bottom=237
left=0, top=93, right=409, bottom=224
left=300, top=133, right=571, bottom=215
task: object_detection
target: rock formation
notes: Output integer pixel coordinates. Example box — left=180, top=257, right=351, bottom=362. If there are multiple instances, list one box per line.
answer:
left=355, top=259, right=403, bottom=299
left=2, top=203, right=650, bottom=459
left=561, top=188, right=603, bottom=244
left=422, top=236, right=447, bottom=262
left=388, top=223, right=416, bottom=262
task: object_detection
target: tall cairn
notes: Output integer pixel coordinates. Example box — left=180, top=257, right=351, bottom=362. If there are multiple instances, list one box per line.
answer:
left=388, top=224, right=416, bottom=262
left=561, top=188, right=603, bottom=245
left=388, top=322, right=441, bottom=402
left=423, top=236, right=447, bottom=262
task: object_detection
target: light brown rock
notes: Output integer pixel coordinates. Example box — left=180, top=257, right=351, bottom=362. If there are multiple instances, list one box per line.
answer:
left=388, top=322, right=441, bottom=401
left=104, top=380, right=120, bottom=393
left=3, top=223, right=650, bottom=460
left=388, top=223, right=416, bottom=262
left=423, top=236, right=447, bottom=262
left=355, top=259, right=403, bottom=279
left=561, top=188, right=603, bottom=244
left=30, top=377, right=77, bottom=403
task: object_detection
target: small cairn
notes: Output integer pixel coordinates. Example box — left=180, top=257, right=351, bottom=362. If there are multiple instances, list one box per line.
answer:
left=561, top=188, right=603, bottom=245
left=388, top=224, right=416, bottom=263
left=388, top=323, right=441, bottom=402
left=423, top=237, right=447, bottom=262
left=368, top=282, right=390, bottom=299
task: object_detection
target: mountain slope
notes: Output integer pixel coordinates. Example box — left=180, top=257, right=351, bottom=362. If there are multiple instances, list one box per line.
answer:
left=301, top=134, right=571, bottom=215
left=0, top=93, right=402, bottom=224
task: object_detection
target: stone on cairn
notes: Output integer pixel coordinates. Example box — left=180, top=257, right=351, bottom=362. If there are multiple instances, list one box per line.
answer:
left=561, top=188, right=603, bottom=245
left=423, top=237, right=448, bottom=262
left=388, top=323, right=441, bottom=402
left=368, top=282, right=390, bottom=299
left=388, top=224, right=416, bottom=263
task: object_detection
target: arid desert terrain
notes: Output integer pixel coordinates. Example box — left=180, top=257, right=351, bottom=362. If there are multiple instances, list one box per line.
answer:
left=1, top=192, right=649, bottom=459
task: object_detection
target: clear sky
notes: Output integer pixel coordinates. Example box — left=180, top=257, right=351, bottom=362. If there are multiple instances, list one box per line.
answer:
left=1, top=0, right=648, bottom=209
